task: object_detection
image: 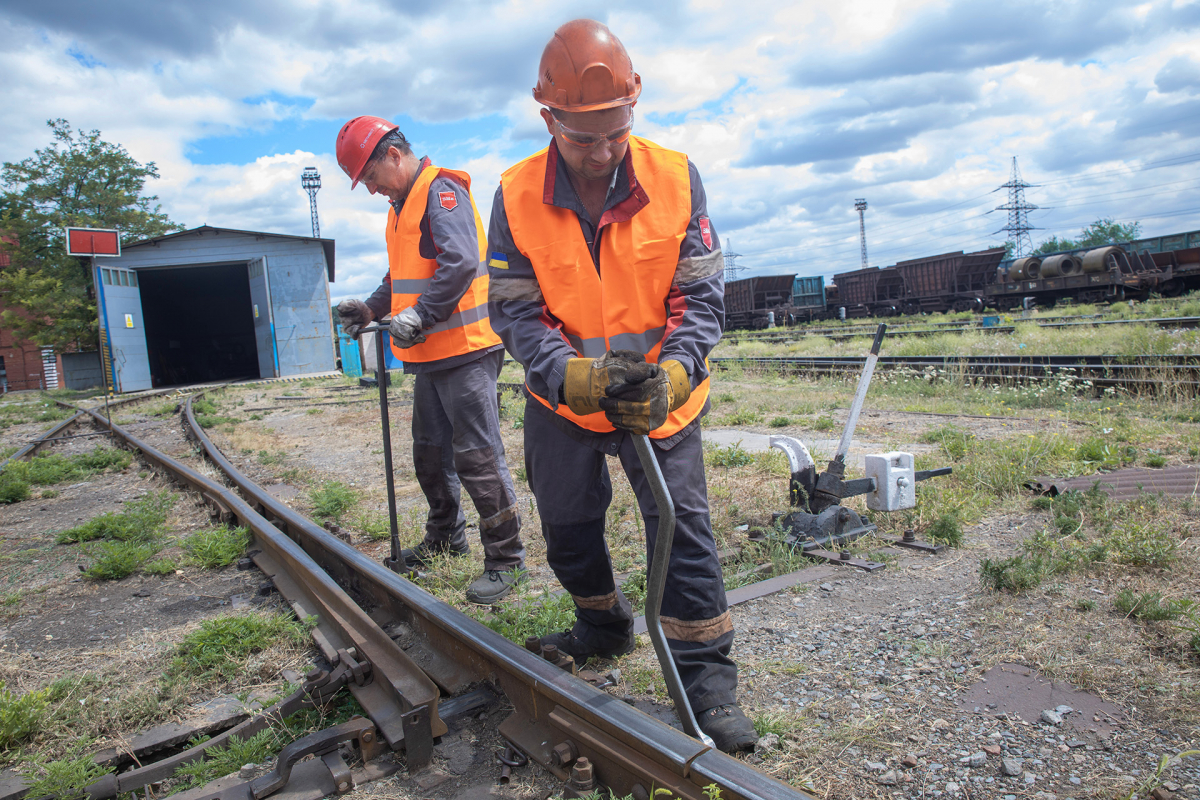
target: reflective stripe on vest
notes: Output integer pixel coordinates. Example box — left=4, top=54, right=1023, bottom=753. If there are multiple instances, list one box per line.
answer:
left=500, top=137, right=711, bottom=438
left=387, top=165, right=501, bottom=363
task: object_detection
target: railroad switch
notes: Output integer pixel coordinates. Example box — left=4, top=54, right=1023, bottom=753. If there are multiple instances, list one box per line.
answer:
left=756, top=325, right=952, bottom=571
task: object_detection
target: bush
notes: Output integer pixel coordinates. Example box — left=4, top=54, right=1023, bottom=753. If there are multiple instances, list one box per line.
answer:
left=0, top=681, right=50, bottom=749
left=309, top=481, right=356, bottom=521
left=182, top=526, right=251, bottom=569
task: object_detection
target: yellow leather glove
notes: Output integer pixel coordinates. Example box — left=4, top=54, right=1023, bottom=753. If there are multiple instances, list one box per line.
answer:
left=562, top=350, right=647, bottom=416
left=598, top=359, right=692, bottom=435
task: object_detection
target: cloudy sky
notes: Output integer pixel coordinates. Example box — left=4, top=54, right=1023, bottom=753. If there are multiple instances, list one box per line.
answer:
left=2, top=0, right=1199, bottom=299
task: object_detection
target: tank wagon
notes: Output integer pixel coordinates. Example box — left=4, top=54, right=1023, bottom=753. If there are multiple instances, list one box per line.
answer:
left=721, top=228, right=1200, bottom=330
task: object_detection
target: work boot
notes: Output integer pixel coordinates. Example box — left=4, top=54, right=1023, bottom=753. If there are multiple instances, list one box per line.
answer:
left=465, top=568, right=520, bottom=605
left=401, top=541, right=469, bottom=569
left=538, top=629, right=636, bottom=662
left=698, top=704, right=758, bottom=754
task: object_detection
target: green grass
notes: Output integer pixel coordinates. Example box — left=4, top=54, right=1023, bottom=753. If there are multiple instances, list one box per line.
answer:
left=926, top=513, right=964, bottom=547
left=920, top=425, right=974, bottom=461
left=309, top=481, right=356, bottom=521
left=812, top=415, right=836, bottom=432
left=170, top=613, right=312, bottom=681
left=0, top=446, right=132, bottom=505
left=724, top=408, right=764, bottom=426
left=979, top=554, right=1047, bottom=592
left=768, top=416, right=792, bottom=428
left=0, top=682, right=51, bottom=749
left=1115, top=590, right=1194, bottom=621
left=83, top=541, right=161, bottom=581
left=21, top=753, right=111, bottom=800
left=57, top=490, right=174, bottom=544
left=473, top=589, right=575, bottom=645
left=704, top=443, right=755, bottom=468
left=181, top=526, right=251, bottom=568
left=192, top=397, right=241, bottom=428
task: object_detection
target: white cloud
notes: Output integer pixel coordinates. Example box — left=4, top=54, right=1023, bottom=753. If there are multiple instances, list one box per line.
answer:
left=2, top=0, right=1198, bottom=292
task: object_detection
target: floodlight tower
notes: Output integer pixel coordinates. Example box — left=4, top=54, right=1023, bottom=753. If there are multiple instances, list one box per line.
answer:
left=723, top=239, right=744, bottom=283
left=301, top=167, right=322, bottom=238
left=855, top=199, right=869, bottom=269
left=993, top=156, right=1039, bottom=258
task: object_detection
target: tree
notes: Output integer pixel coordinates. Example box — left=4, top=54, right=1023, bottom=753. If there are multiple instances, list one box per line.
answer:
left=0, top=119, right=182, bottom=350
left=1033, top=217, right=1141, bottom=256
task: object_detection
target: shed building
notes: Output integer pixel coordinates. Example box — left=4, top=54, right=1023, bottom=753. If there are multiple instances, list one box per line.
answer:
left=96, top=226, right=336, bottom=391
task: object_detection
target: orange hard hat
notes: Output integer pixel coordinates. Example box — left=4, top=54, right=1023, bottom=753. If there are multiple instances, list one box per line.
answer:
left=533, top=19, right=641, bottom=112
left=336, top=116, right=398, bottom=188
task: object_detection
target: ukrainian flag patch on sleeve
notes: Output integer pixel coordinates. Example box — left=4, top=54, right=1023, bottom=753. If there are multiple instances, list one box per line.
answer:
left=488, top=252, right=509, bottom=270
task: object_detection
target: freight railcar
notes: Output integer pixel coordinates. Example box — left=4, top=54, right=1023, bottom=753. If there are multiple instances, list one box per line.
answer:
left=985, top=230, right=1200, bottom=309
left=719, top=229, right=1200, bottom=331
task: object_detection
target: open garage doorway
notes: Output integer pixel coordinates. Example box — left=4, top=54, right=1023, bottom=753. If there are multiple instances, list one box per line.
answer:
left=138, top=263, right=261, bottom=387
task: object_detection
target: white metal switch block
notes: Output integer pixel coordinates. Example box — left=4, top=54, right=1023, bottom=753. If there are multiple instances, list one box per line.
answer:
left=865, top=452, right=916, bottom=512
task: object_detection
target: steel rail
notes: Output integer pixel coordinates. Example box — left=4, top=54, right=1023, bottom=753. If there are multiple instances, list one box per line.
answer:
left=178, top=397, right=810, bottom=800
left=722, top=315, right=1200, bottom=344
left=712, top=354, right=1200, bottom=391
left=73, top=395, right=813, bottom=799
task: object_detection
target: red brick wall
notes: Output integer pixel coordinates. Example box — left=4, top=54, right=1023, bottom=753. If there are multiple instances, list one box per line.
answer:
left=0, top=295, right=53, bottom=393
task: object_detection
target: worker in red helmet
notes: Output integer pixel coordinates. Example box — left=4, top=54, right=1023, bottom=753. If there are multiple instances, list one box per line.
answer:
left=335, top=116, right=525, bottom=604
left=485, top=20, right=755, bottom=753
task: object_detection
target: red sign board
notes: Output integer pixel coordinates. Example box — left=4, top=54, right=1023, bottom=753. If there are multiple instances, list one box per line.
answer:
left=65, top=227, right=121, bottom=257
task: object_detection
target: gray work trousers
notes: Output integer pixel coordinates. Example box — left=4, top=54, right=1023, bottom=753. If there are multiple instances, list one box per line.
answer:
left=411, top=350, right=524, bottom=570
left=524, top=402, right=737, bottom=712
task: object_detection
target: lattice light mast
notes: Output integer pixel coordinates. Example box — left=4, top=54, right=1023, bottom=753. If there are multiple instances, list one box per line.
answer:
left=993, top=156, right=1039, bottom=258
left=301, top=167, right=322, bottom=238
left=855, top=199, right=869, bottom=269
left=723, top=239, right=744, bottom=283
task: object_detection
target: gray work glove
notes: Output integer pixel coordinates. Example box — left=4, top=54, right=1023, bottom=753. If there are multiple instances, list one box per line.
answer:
left=337, top=299, right=373, bottom=339
left=389, top=306, right=427, bottom=349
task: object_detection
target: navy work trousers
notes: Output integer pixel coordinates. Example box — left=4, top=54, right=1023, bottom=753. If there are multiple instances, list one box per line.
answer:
left=524, top=402, right=737, bottom=712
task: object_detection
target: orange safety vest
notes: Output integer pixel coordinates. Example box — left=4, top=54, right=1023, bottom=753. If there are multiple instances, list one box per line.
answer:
left=500, top=136, right=710, bottom=439
left=387, top=165, right=500, bottom=363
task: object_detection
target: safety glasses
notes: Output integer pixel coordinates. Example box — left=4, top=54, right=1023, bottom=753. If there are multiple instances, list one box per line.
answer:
left=555, top=109, right=634, bottom=149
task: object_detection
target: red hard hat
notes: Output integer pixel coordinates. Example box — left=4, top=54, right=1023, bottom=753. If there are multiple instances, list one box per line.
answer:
left=533, top=19, right=641, bottom=112
left=336, top=116, right=398, bottom=188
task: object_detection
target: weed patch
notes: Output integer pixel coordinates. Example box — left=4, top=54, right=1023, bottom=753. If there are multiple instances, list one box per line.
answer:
left=182, top=526, right=251, bottom=568
left=474, top=590, right=575, bottom=645
left=0, top=682, right=50, bottom=749
left=309, top=481, right=356, bottom=521
left=193, top=398, right=240, bottom=428
left=1115, top=590, right=1194, bottom=621
left=57, top=490, right=174, bottom=544
left=705, top=443, right=755, bottom=468
left=0, top=446, right=132, bottom=505
left=170, top=613, right=311, bottom=681
left=926, top=514, right=964, bottom=547
left=21, top=753, right=110, bottom=800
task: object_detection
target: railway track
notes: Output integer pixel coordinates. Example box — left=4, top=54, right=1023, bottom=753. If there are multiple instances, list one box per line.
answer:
left=712, top=353, right=1200, bottom=393
left=722, top=314, right=1200, bottom=344
left=2, top=386, right=818, bottom=800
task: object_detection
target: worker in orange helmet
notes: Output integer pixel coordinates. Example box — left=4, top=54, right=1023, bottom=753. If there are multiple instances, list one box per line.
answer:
left=334, top=116, right=525, bottom=605
left=486, top=20, right=756, bottom=752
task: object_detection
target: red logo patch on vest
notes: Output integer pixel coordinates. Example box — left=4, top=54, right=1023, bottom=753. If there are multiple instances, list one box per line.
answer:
left=698, top=217, right=713, bottom=250
left=438, top=191, right=458, bottom=211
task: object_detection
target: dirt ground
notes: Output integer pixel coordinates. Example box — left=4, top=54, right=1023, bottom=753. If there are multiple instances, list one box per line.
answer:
left=2, top=377, right=1198, bottom=800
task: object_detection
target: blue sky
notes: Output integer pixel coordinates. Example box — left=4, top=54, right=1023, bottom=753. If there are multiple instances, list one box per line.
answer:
left=2, top=0, right=1199, bottom=300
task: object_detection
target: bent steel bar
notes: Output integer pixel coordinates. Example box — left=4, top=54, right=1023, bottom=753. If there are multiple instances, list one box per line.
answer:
left=632, top=434, right=707, bottom=745
left=176, top=398, right=811, bottom=800
left=81, top=404, right=445, bottom=754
